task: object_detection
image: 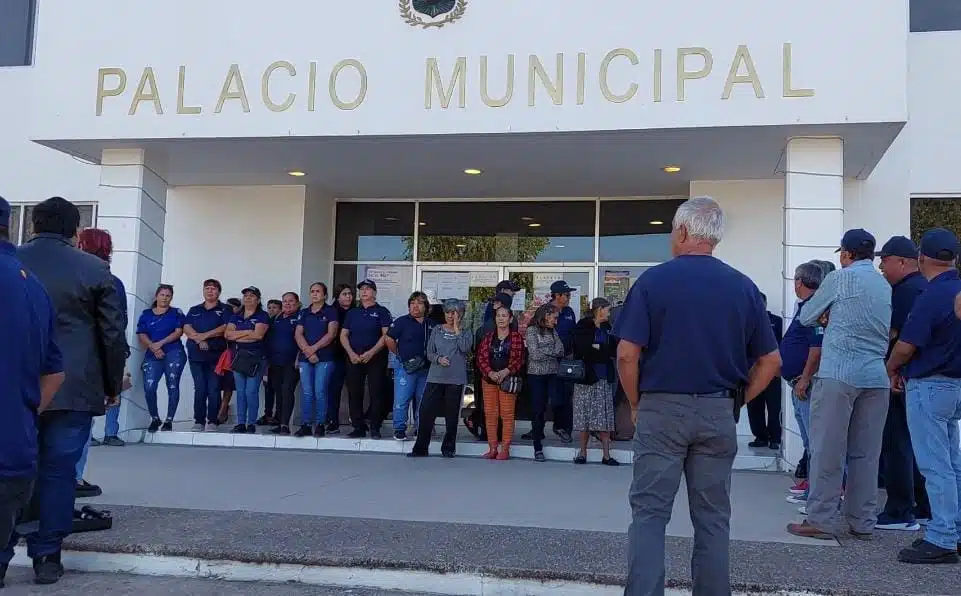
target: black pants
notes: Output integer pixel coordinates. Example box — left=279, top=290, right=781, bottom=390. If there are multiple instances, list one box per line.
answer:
left=346, top=351, right=388, bottom=430
left=268, top=363, right=300, bottom=427
left=0, top=476, right=33, bottom=559
left=881, top=392, right=930, bottom=519
left=747, top=379, right=782, bottom=442
left=412, top=383, right=462, bottom=454
left=263, top=368, right=277, bottom=419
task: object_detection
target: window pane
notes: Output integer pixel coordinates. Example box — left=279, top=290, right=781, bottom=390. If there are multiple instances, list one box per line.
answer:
left=8, top=206, right=21, bottom=245
left=79, top=205, right=95, bottom=230
left=508, top=270, right=592, bottom=318
left=418, top=201, right=595, bottom=263
left=332, top=264, right=412, bottom=318
left=0, top=0, right=34, bottom=67
left=597, top=267, right=650, bottom=305
left=598, top=200, right=682, bottom=263
left=334, top=202, right=414, bottom=262
left=911, top=0, right=961, bottom=32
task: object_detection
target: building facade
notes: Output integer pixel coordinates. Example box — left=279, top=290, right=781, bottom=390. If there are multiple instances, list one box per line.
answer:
left=2, top=0, right=960, bottom=467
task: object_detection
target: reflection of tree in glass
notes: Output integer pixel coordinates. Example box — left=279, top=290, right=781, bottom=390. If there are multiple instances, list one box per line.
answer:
left=405, top=235, right=551, bottom=263
left=911, top=199, right=961, bottom=272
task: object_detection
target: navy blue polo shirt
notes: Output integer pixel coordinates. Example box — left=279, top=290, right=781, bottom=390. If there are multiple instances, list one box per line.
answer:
left=779, top=299, right=825, bottom=380
left=891, top=271, right=927, bottom=336
left=136, top=307, right=186, bottom=361
left=387, top=314, right=433, bottom=361
left=267, top=311, right=301, bottom=366
left=613, top=255, right=778, bottom=394
left=229, top=309, right=271, bottom=356
left=554, top=304, right=577, bottom=353
left=899, top=270, right=961, bottom=379
left=298, top=304, right=339, bottom=361
left=0, top=241, right=63, bottom=478
left=343, top=303, right=393, bottom=353
left=184, top=302, right=230, bottom=363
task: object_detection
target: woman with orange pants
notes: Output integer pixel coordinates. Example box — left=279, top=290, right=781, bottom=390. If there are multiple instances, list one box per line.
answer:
left=476, top=306, right=526, bottom=460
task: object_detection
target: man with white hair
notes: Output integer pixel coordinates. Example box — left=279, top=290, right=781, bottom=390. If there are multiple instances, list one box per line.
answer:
left=614, top=196, right=781, bottom=595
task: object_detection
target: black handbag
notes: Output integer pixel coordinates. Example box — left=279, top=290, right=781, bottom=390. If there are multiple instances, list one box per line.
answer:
left=557, top=358, right=585, bottom=381
left=232, top=349, right=262, bottom=377
left=499, top=375, right=522, bottom=394
left=403, top=355, right=428, bottom=374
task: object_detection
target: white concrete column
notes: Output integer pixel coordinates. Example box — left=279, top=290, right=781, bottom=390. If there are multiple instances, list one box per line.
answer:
left=781, top=137, right=844, bottom=470
left=96, top=148, right=168, bottom=438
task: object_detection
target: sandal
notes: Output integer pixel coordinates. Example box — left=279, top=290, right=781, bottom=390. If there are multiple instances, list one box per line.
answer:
left=482, top=446, right=498, bottom=459
left=573, top=454, right=587, bottom=464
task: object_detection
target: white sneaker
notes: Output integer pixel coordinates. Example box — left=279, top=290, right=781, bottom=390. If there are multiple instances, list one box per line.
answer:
left=205, top=423, right=218, bottom=432
left=798, top=505, right=807, bottom=515
left=191, top=423, right=204, bottom=432
left=786, top=494, right=807, bottom=504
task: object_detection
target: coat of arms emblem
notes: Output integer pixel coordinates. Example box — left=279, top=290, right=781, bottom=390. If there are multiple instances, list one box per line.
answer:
left=399, top=0, right=468, bottom=29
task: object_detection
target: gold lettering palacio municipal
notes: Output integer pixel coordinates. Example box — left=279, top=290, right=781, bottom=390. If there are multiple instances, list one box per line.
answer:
left=95, top=44, right=814, bottom=117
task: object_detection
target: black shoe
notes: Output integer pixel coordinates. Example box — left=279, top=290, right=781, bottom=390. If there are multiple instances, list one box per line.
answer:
left=326, top=422, right=340, bottom=435
left=795, top=455, right=809, bottom=479
left=769, top=441, right=781, bottom=451
left=534, top=450, right=546, bottom=462
left=521, top=431, right=533, bottom=440
left=147, top=418, right=162, bottom=433
left=76, top=479, right=102, bottom=498
left=246, top=424, right=257, bottom=434
left=748, top=438, right=768, bottom=448
left=102, top=436, right=125, bottom=446
left=370, top=427, right=382, bottom=439
left=407, top=450, right=428, bottom=458
left=441, top=450, right=455, bottom=458
left=394, top=430, right=408, bottom=441
left=602, top=457, right=621, bottom=466
left=230, top=424, right=246, bottom=434
left=269, top=425, right=283, bottom=435
left=160, top=420, right=173, bottom=432
left=294, top=424, right=312, bottom=437
left=554, top=429, right=572, bottom=443
left=278, top=425, right=291, bottom=435
left=573, top=454, right=587, bottom=464
left=32, top=553, right=64, bottom=585
left=347, top=427, right=367, bottom=439
left=256, top=416, right=269, bottom=426
left=898, top=539, right=960, bottom=564
left=314, top=424, right=326, bottom=438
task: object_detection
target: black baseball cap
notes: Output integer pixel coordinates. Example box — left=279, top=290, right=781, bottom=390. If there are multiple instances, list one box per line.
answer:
left=836, top=228, right=876, bottom=255
left=0, top=196, right=10, bottom=223
left=241, top=286, right=262, bottom=298
left=876, top=236, right=918, bottom=260
left=495, top=280, right=521, bottom=292
left=492, top=292, right=514, bottom=310
left=357, top=279, right=377, bottom=291
left=550, top=280, right=573, bottom=294
left=919, top=228, right=961, bottom=261
left=226, top=297, right=242, bottom=308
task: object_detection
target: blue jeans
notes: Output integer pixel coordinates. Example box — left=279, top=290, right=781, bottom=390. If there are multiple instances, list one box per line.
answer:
left=793, top=393, right=811, bottom=452
left=1, top=410, right=92, bottom=563
left=233, top=363, right=265, bottom=425
left=906, top=376, right=961, bottom=550
left=299, top=360, right=333, bottom=426
left=327, top=357, right=346, bottom=424
left=189, top=360, right=222, bottom=425
left=75, top=428, right=92, bottom=481
left=142, top=349, right=186, bottom=420
left=393, top=366, right=428, bottom=432
left=104, top=403, right=120, bottom=438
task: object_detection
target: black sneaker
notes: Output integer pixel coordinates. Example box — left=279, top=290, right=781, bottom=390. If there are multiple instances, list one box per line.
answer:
left=394, top=430, right=407, bottom=441
left=103, top=436, right=125, bottom=446
left=347, top=427, right=366, bottom=439
left=160, top=420, right=173, bottom=432
left=278, top=425, right=291, bottom=435
left=602, top=457, right=621, bottom=466
left=294, top=424, right=311, bottom=437
left=898, top=539, right=960, bottom=564
left=76, top=479, right=102, bottom=498
left=748, top=438, right=768, bottom=448
left=230, top=424, right=246, bottom=434
left=33, top=553, right=64, bottom=585
left=370, top=427, right=382, bottom=440
left=441, top=450, right=455, bottom=458
left=521, top=431, right=533, bottom=440
left=534, top=450, right=546, bottom=462
left=326, top=422, right=340, bottom=435
left=407, top=450, right=428, bottom=458
left=246, top=424, right=257, bottom=434
left=769, top=441, right=781, bottom=451
left=314, top=424, right=326, bottom=438
left=554, top=429, right=572, bottom=443
left=147, top=418, right=162, bottom=433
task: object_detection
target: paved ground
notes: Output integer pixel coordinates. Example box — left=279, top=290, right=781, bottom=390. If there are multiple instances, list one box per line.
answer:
left=1, top=568, right=436, bottom=595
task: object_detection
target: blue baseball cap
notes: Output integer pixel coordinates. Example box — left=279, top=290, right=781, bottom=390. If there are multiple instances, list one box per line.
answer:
left=357, top=278, right=377, bottom=291
left=550, top=280, right=573, bottom=294
left=0, top=196, right=10, bottom=223
left=876, top=236, right=918, bottom=260
left=836, top=228, right=876, bottom=255
left=919, top=228, right=961, bottom=261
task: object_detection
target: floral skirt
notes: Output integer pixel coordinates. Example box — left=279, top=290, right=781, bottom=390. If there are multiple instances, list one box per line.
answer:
left=573, top=380, right=615, bottom=432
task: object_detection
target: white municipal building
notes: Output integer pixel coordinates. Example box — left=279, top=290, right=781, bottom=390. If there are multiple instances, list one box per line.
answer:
left=2, top=0, right=959, bottom=468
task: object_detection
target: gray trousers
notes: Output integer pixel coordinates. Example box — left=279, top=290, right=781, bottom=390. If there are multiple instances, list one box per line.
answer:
left=807, top=378, right=889, bottom=534
left=0, top=476, right=34, bottom=557
left=626, top=393, right=737, bottom=596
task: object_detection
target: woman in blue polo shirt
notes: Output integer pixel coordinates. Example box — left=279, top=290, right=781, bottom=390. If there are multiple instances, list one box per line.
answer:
left=295, top=282, right=340, bottom=437
left=325, top=283, right=354, bottom=433
left=136, top=284, right=187, bottom=433
left=225, top=286, right=270, bottom=433
left=266, top=291, right=302, bottom=435
left=183, top=279, right=230, bottom=432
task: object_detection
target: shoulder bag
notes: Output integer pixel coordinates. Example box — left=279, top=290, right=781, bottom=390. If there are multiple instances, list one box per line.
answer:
left=499, top=375, right=522, bottom=394
left=232, top=349, right=262, bottom=378
left=557, top=358, right=586, bottom=381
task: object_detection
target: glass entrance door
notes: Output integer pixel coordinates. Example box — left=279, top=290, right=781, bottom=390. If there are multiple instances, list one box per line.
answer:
left=504, top=268, right=594, bottom=323
left=416, top=265, right=502, bottom=333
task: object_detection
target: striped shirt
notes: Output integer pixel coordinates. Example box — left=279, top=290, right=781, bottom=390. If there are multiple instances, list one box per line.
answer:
left=799, top=259, right=892, bottom=388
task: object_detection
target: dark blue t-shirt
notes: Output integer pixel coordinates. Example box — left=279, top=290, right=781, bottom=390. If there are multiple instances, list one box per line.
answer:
left=136, top=307, right=186, bottom=361
left=184, top=301, right=230, bottom=363
left=779, top=298, right=825, bottom=380
left=891, top=271, right=927, bottom=336
left=267, top=311, right=301, bottom=366
left=298, top=304, right=339, bottom=362
left=612, top=255, right=778, bottom=394
left=899, top=270, right=961, bottom=380
left=387, top=314, right=433, bottom=362
left=592, top=326, right=612, bottom=382
left=554, top=304, right=577, bottom=354
left=343, top=303, right=393, bottom=353
left=229, top=309, right=271, bottom=356
left=0, top=241, right=63, bottom=478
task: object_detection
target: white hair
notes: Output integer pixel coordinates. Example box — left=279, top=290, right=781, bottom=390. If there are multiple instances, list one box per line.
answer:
left=672, top=196, right=724, bottom=245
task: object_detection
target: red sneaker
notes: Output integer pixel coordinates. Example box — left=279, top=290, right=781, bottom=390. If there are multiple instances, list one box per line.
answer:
left=789, top=479, right=809, bottom=495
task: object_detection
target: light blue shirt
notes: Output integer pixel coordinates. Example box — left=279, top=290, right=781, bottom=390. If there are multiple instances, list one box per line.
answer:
left=799, top=259, right=892, bottom=389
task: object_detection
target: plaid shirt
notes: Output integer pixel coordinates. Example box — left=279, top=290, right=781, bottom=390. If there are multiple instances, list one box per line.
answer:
left=476, top=329, right=525, bottom=377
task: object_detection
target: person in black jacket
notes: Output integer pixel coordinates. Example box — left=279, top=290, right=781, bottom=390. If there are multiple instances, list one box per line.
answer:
left=747, top=292, right=785, bottom=450
left=571, top=297, right=619, bottom=466
left=13, top=197, right=127, bottom=585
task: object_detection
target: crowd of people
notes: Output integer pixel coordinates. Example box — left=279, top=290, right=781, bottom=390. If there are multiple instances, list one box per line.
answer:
left=3, top=193, right=961, bottom=593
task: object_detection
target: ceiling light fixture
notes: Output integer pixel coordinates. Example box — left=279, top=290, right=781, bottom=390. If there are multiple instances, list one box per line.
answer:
left=455, top=243, right=467, bottom=248
left=662, top=166, right=681, bottom=173
left=528, top=222, right=542, bottom=228
left=419, top=221, right=427, bottom=226
left=520, top=216, right=534, bottom=221
left=649, top=220, right=664, bottom=225
left=463, top=168, right=483, bottom=175
left=287, top=170, right=306, bottom=177
left=384, top=216, right=398, bottom=222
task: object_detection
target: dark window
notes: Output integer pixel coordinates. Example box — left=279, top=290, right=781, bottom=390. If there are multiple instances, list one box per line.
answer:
left=911, top=197, right=961, bottom=251
left=0, top=0, right=35, bottom=67
left=598, top=199, right=683, bottom=262
left=417, top=201, right=595, bottom=263
left=911, top=0, right=961, bottom=32
left=334, top=202, right=414, bottom=262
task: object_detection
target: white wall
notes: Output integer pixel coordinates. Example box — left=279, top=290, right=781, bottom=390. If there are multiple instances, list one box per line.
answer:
left=845, top=127, right=912, bottom=241
left=301, top=186, right=335, bottom=298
